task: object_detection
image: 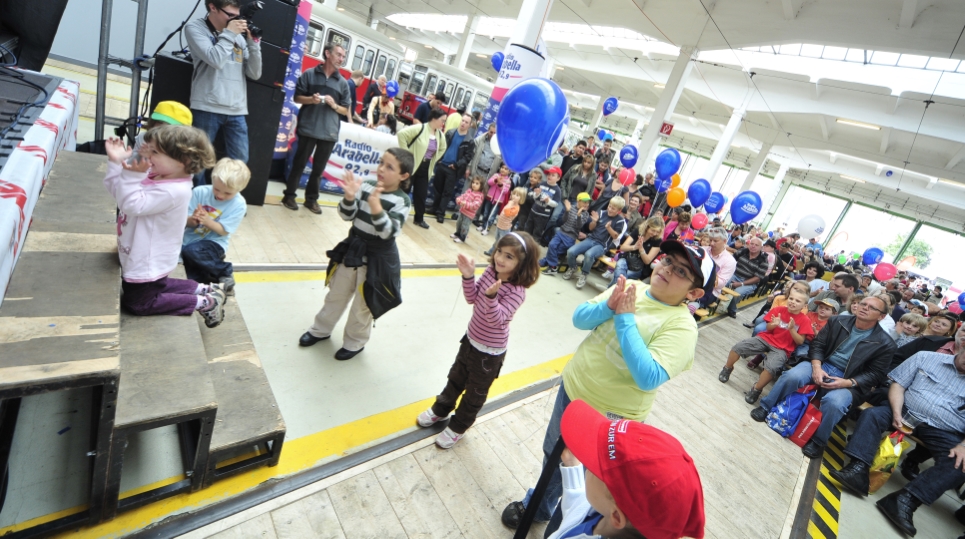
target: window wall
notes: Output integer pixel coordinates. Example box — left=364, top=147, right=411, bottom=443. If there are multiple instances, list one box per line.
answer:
left=770, top=186, right=848, bottom=243
left=907, top=225, right=965, bottom=290
left=830, top=204, right=916, bottom=254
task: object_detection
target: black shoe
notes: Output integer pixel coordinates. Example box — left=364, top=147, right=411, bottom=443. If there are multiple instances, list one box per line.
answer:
left=415, top=220, right=430, bottom=229
left=501, top=501, right=526, bottom=529
left=436, top=214, right=445, bottom=223
left=299, top=332, right=329, bottom=347
left=802, top=439, right=825, bottom=459
left=899, top=458, right=920, bottom=482
left=750, top=406, right=769, bottom=422
left=744, top=387, right=762, bottom=404
left=876, top=489, right=921, bottom=537
left=334, top=347, right=364, bottom=361
left=281, top=196, right=298, bottom=211
left=830, top=460, right=870, bottom=497
left=718, top=366, right=733, bottom=383
left=304, top=201, right=322, bottom=214
left=954, top=505, right=965, bottom=526
left=727, top=311, right=738, bottom=318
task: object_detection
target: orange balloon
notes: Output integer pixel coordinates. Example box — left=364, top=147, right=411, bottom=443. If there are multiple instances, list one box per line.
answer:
left=666, top=187, right=686, bottom=208
left=671, top=174, right=681, bottom=188
left=896, top=256, right=916, bottom=271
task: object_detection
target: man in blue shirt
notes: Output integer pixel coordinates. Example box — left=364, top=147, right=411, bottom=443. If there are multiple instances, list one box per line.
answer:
left=805, top=238, right=823, bottom=257
left=428, top=114, right=473, bottom=222
left=413, top=91, right=446, bottom=125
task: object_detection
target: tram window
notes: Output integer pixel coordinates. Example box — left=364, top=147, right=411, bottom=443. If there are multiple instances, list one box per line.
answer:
left=444, top=82, right=454, bottom=100
left=326, top=30, right=351, bottom=65
left=374, top=55, right=387, bottom=77
left=410, top=71, right=426, bottom=95
left=425, top=74, right=438, bottom=97
left=363, top=49, right=375, bottom=76
left=351, top=45, right=365, bottom=70
left=306, top=23, right=324, bottom=58
left=459, top=89, right=473, bottom=110
left=454, top=88, right=464, bottom=109
left=472, top=92, right=490, bottom=114
left=385, top=59, right=397, bottom=80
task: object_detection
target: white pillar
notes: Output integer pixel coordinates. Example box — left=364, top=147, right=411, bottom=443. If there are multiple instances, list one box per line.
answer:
left=629, top=117, right=646, bottom=145
left=322, top=0, right=338, bottom=8
left=702, top=86, right=755, bottom=181
left=761, top=163, right=792, bottom=230
left=588, top=105, right=605, bottom=135
left=635, top=46, right=697, bottom=167
left=739, top=141, right=773, bottom=192
left=511, top=0, right=555, bottom=51
left=454, top=12, right=479, bottom=70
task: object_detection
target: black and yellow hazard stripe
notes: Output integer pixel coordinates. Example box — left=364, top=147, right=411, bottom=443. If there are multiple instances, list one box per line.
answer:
left=807, top=425, right=848, bottom=539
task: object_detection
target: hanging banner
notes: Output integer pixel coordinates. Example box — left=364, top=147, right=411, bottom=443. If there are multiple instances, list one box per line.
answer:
left=274, top=0, right=312, bottom=160
left=476, top=43, right=545, bottom=136
left=288, top=122, right=397, bottom=195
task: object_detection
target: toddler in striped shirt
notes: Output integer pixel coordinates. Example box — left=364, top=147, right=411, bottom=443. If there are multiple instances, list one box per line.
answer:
left=417, top=231, right=541, bottom=448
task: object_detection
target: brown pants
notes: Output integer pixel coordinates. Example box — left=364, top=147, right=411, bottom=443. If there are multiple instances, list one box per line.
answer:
left=431, top=335, right=506, bottom=434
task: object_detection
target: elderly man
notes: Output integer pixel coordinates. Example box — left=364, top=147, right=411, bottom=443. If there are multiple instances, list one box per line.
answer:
left=725, top=236, right=770, bottom=318
left=696, top=227, right=736, bottom=309
left=361, top=75, right=386, bottom=114
left=751, top=296, right=897, bottom=458
left=830, top=347, right=965, bottom=536
left=809, top=272, right=859, bottom=313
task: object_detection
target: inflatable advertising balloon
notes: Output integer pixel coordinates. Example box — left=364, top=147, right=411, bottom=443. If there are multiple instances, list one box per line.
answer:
left=687, top=179, right=711, bottom=208
left=619, top=145, right=638, bottom=168
left=598, top=129, right=607, bottom=140
left=959, top=292, right=965, bottom=306
left=670, top=174, right=681, bottom=188
left=654, top=148, right=682, bottom=180
left=729, top=191, right=762, bottom=224
left=490, top=133, right=502, bottom=156
left=656, top=178, right=672, bottom=193
left=603, top=97, right=619, bottom=116
left=692, top=213, right=708, bottom=230
left=491, top=52, right=504, bottom=72
left=797, top=214, right=826, bottom=239
left=618, top=167, right=636, bottom=186
left=896, top=256, right=916, bottom=271
left=704, top=191, right=725, bottom=213
left=385, top=80, right=399, bottom=98
left=667, top=187, right=686, bottom=208
left=495, top=78, right=570, bottom=173
left=873, top=262, right=897, bottom=281
left=862, top=247, right=884, bottom=266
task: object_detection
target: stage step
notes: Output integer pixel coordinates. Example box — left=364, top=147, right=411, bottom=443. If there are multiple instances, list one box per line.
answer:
left=197, top=296, right=286, bottom=488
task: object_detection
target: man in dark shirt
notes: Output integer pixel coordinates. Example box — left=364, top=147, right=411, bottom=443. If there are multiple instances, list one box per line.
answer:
left=726, top=236, right=770, bottom=317
left=429, top=114, right=474, bottom=222
left=282, top=43, right=351, bottom=214
left=414, top=91, right=447, bottom=125
left=560, top=141, right=586, bottom=175
left=594, top=139, right=614, bottom=173
left=339, top=70, right=363, bottom=124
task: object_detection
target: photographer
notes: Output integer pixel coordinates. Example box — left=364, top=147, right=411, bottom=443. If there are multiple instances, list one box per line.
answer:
left=185, top=0, right=262, bottom=186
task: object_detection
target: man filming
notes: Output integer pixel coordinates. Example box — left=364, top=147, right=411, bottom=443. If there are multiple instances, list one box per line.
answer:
left=185, top=0, right=262, bottom=186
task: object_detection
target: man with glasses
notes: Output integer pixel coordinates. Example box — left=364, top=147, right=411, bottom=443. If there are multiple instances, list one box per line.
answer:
left=502, top=242, right=716, bottom=529
left=750, top=295, right=897, bottom=459
left=185, top=0, right=262, bottom=186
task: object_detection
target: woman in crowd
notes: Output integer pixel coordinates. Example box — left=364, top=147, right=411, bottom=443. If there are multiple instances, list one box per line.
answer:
left=663, top=211, right=694, bottom=243
left=795, top=260, right=828, bottom=296
left=560, top=153, right=595, bottom=204
left=397, top=109, right=448, bottom=228
left=367, top=93, right=395, bottom=128
left=588, top=164, right=627, bottom=213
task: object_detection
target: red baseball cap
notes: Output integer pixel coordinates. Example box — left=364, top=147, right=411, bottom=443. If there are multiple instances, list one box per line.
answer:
left=545, top=166, right=563, bottom=177
left=561, top=400, right=705, bottom=539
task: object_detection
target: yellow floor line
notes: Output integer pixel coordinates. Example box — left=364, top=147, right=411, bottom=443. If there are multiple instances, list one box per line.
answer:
left=236, top=267, right=480, bottom=284
left=8, top=353, right=571, bottom=538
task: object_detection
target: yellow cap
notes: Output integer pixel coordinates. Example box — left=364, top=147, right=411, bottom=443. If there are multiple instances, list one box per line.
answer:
left=150, top=101, right=193, bottom=126
left=576, top=192, right=591, bottom=202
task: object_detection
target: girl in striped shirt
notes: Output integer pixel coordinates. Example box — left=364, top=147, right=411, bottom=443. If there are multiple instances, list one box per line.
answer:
left=417, top=231, right=541, bottom=448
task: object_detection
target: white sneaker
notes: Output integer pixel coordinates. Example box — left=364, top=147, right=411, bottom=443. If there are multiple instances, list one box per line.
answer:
left=601, top=269, right=614, bottom=280
left=562, top=267, right=577, bottom=280
left=453, top=237, right=463, bottom=243
left=435, top=427, right=464, bottom=449
left=476, top=225, right=483, bottom=231
left=417, top=408, right=445, bottom=428
left=450, top=233, right=457, bottom=239
left=481, top=229, right=489, bottom=236
left=576, top=273, right=587, bottom=289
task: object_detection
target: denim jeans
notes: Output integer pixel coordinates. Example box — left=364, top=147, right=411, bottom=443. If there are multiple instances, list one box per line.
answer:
left=192, top=110, right=249, bottom=186
left=455, top=214, right=472, bottom=241
left=181, top=240, right=232, bottom=283
left=609, top=258, right=642, bottom=287
left=843, top=405, right=965, bottom=504
left=480, top=199, right=499, bottom=229
left=566, top=240, right=606, bottom=275
left=726, top=281, right=759, bottom=315
left=521, top=382, right=571, bottom=521
left=540, top=230, right=575, bottom=268
left=759, top=361, right=850, bottom=445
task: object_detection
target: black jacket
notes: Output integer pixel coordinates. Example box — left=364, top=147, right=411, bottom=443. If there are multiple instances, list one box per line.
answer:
left=325, top=229, right=402, bottom=320
left=444, top=128, right=475, bottom=177
left=889, top=335, right=952, bottom=370
left=809, top=315, right=897, bottom=403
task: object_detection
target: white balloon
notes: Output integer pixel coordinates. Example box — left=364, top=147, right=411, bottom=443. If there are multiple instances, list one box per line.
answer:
left=797, top=214, right=826, bottom=239
left=491, top=133, right=502, bottom=156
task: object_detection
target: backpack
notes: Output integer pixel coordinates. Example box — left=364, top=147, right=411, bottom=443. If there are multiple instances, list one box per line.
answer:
left=766, top=384, right=817, bottom=437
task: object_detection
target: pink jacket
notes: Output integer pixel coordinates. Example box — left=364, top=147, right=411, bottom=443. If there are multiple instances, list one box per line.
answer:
left=104, top=162, right=193, bottom=282
left=487, top=174, right=511, bottom=205
left=457, top=190, right=484, bottom=219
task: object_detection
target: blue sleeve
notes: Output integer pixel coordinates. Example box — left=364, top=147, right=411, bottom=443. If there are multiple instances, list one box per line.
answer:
left=216, top=197, right=247, bottom=236
left=614, top=313, right=670, bottom=390
left=572, top=300, right=614, bottom=330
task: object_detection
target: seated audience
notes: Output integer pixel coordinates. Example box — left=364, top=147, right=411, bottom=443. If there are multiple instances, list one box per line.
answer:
left=540, top=193, right=591, bottom=275
left=809, top=273, right=858, bottom=313
left=795, top=261, right=828, bottom=296
left=889, top=312, right=927, bottom=347
left=561, top=197, right=628, bottom=290
left=692, top=227, right=736, bottom=311
left=605, top=216, right=663, bottom=286
left=724, top=236, right=770, bottom=318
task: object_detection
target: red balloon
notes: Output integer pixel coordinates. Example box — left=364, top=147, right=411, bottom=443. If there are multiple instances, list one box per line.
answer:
left=692, top=213, right=708, bottom=230
left=874, top=262, right=898, bottom=281
left=618, top=167, right=636, bottom=186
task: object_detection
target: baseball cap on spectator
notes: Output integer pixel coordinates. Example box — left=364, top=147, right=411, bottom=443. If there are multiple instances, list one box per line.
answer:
left=561, top=400, right=705, bottom=539
left=544, top=166, right=562, bottom=177
left=813, top=298, right=839, bottom=313
left=151, top=101, right=193, bottom=126
left=659, top=241, right=717, bottom=289
left=576, top=192, right=592, bottom=202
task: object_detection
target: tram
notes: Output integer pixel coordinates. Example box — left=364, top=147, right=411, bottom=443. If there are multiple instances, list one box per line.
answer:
left=395, top=59, right=493, bottom=123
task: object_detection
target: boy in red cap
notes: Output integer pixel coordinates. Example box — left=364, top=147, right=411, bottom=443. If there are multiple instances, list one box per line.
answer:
left=551, top=399, right=705, bottom=539
left=523, top=166, right=563, bottom=244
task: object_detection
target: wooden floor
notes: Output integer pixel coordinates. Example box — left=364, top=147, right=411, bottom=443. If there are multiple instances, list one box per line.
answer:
left=182, top=309, right=809, bottom=539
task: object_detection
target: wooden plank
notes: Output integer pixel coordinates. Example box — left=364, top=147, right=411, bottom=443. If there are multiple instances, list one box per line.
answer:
left=0, top=252, right=120, bottom=317
left=270, top=490, right=346, bottom=539
left=374, top=453, right=463, bottom=539
left=208, top=512, right=278, bottom=539
left=0, top=356, right=119, bottom=391
left=413, top=445, right=501, bottom=539
left=326, top=470, right=408, bottom=539
left=34, top=152, right=115, bottom=235
left=22, top=231, right=117, bottom=253
left=451, top=427, right=526, bottom=510
left=474, top=416, right=541, bottom=489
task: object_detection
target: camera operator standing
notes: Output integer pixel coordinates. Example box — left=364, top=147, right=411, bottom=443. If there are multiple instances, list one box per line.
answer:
left=185, top=0, right=262, bottom=186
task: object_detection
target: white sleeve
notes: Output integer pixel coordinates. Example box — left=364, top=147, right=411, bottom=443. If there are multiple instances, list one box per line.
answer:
left=547, top=465, right=595, bottom=539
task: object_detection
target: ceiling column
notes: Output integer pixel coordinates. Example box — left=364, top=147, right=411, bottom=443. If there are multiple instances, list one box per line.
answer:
left=588, top=105, right=605, bottom=136
left=760, top=162, right=790, bottom=230
left=702, top=85, right=754, bottom=182
left=634, top=46, right=697, bottom=168
left=321, top=0, right=337, bottom=8
left=739, top=141, right=773, bottom=192
left=454, top=11, right=479, bottom=70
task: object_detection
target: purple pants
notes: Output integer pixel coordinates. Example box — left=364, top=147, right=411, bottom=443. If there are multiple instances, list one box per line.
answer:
left=122, top=276, right=200, bottom=316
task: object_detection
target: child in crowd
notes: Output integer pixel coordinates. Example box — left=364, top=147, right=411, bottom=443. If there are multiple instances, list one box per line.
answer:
left=720, top=287, right=814, bottom=404
left=908, top=299, right=928, bottom=316
left=417, top=232, right=540, bottom=448
left=788, top=297, right=837, bottom=361
left=550, top=399, right=705, bottom=539
left=104, top=126, right=225, bottom=327
left=562, top=197, right=628, bottom=290
left=514, top=168, right=543, bottom=232
left=452, top=177, right=484, bottom=243
left=751, top=280, right=811, bottom=336
left=375, top=114, right=397, bottom=135
left=297, top=148, right=413, bottom=361
left=540, top=192, right=591, bottom=275
left=484, top=187, right=525, bottom=256
left=523, top=166, right=562, bottom=242
left=479, top=164, right=512, bottom=235
left=889, top=312, right=927, bottom=347
left=130, top=100, right=193, bottom=162
left=181, top=158, right=250, bottom=294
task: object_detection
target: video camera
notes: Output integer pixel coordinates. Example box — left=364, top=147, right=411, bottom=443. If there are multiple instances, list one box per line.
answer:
left=230, top=1, right=264, bottom=39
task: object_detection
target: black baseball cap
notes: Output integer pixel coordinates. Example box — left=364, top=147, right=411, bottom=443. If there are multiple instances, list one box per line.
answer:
left=660, top=241, right=717, bottom=289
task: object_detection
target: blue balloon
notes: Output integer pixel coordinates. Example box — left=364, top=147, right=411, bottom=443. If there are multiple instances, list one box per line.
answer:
left=385, top=80, right=399, bottom=98
left=958, top=292, right=965, bottom=305
left=862, top=247, right=884, bottom=266
left=654, top=148, right=681, bottom=180
left=605, top=133, right=613, bottom=141
left=496, top=78, right=570, bottom=173
left=603, top=96, right=619, bottom=116
left=729, top=191, right=762, bottom=224
left=656, top=178, right=671, bottom=192
left=491, top=52, right=504, bottom=72
left=704, top=191, right=725, bottom=213
left=619, top=146, right=638, bottom=168
left=597, top=129, right=607, bottom=140
left=687, top=179, right=711, bottom=207
left=768, top=231, right=774, bottom=238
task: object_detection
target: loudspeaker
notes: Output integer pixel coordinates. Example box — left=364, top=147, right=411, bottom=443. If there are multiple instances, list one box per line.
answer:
left=251, top=40, right=289, bottom=90
left=151, top=53, right=194, bottom=107
left=246, top=0, right=297, bottom=48
left=0, top=0, right=70, bottom=70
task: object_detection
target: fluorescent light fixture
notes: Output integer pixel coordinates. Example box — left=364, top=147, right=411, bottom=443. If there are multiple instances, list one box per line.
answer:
left=653, top=83, right=665, bottom=89
left=939, top=178, right=965, bottom=188
left=839, top=174, right=865, bottom=183
left=424, top=45, right=433, bottom=48
left=337, top=7, right=345, bottom=10
left=556, top=66, right=564, bottom=70
left=836, top=119, right=880, bottom=131
left=389, top=37, right=396, bottom=40
left=475, top=53, right=486, bottom=57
